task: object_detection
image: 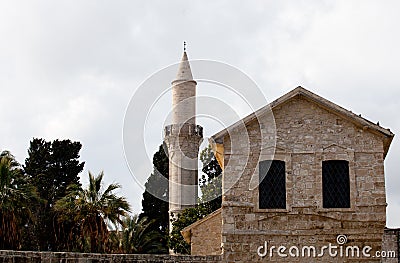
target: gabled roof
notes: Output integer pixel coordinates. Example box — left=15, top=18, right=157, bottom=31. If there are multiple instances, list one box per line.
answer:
left=212, top=86, right=394, bottom=157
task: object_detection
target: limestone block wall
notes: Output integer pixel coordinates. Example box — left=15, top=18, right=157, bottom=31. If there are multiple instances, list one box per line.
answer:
left=382, top=228, right=399, bottom=262
left=164, top=124, right=203, bottom=214
left=220, top=96, right=390, bottom=262
left=172, top=80, right=197, bottom=125
left=184, top=209, right=222, bottom=256
left=0, top=250, right=222, bottom=263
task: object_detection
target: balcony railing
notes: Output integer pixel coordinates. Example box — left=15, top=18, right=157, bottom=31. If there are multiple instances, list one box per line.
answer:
left=164, top=123, right=203, bottom=137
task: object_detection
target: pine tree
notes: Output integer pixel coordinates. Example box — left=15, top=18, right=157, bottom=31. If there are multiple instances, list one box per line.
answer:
left=139, top=143, right=169, bottom=253
left=24, top=138, right=85, bottom=251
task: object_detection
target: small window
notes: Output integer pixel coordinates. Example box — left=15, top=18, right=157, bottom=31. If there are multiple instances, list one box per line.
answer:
left=259, top=160, right=286, bottom=209
left=322, top=160, right=350, bottom=208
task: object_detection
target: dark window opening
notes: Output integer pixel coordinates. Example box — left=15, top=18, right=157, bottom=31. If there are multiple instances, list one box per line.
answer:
left=322, top=160, right=350, bottom=208
left=259, top=160, right=286, bottom=209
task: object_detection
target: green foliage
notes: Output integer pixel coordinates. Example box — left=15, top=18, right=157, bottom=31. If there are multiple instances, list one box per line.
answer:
left=120, top=215, right=166, bottom=254
left=199, top=144, right=213, bottom=166
left=0, top=139, right=223, bottom=253
left=199, top=145, right=222, bottom=213
left=24, top=138, right=85, bottom=251
left=0, top=150, right=38, bottom=250
left=54, top=171, right=131, bottom=253
left=200, top=175, right=222, bottom=212
left=1, top=138, right=141, bottom=253
left=168, top=205, right=210, bottom=254
left=25, top=138, right=84, bottom=202
left=139, top=143, right=169, bottom=253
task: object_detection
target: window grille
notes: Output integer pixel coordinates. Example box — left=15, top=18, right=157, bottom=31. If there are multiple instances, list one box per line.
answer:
left=259, top=160, right=286, bottom=209
left=322, top=160, right=350, bottom=208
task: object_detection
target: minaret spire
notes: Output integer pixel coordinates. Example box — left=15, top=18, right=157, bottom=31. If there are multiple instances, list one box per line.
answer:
left=173, top=45, right=195, bottom=84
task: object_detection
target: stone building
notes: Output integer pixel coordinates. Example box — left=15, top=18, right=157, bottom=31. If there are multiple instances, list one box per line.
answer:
left=166, top=50, right=397, bottom=262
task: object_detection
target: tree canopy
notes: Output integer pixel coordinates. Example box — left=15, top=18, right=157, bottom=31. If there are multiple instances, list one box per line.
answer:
left=0, top=138, right=225, bottom=254
left=139, top=143, right=169, bottom=253
left=199, top=144, right=222, bottom=212
left=0, top=150, right=38, bottom=250
left=54, top=171, right=131, bottom=252
left=24, top=138, right=85, bottom=251
left=120, top=215, right=165, bottom=254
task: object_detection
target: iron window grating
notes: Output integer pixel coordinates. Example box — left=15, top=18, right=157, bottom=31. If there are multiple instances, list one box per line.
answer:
left=259, top=160, right=286, bottom=209
left=322, top=160, right=350, bottom=208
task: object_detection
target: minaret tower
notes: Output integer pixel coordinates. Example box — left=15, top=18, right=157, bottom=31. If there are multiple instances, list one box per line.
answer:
left=164, top=44, right=203, bottom=227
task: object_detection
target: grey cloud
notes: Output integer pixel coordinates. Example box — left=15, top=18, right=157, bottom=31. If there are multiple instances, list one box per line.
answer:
left=0, top=0, right=399, bottom=226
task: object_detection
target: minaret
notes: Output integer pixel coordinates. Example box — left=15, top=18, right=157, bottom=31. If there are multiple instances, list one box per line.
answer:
left=164, top=45, right=203, bottom=229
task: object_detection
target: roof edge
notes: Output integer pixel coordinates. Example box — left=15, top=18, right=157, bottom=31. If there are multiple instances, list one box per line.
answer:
left=181, top=208, right=222, bottom=243
left=212, top=86, right=394, bottom=155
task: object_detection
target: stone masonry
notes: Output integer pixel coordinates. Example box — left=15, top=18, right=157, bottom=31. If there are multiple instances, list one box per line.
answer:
left=164, top=51, right=203, bottom=228
left=201, top=87, right=395, bottom=262
left=382, top=228, right=400, bottom=262
left=182, top=209, right=223, bottom=256
left=0, top=250, right=221, bottom=263
left=163, top=49, right=397, bottom=262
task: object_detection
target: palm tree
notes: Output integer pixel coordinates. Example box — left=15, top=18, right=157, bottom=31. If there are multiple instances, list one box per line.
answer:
left=54, top=171, right=131, bottom=252
left=0, top=150, right=38, bottom=249
left=121, top=215, right=167, bottom=254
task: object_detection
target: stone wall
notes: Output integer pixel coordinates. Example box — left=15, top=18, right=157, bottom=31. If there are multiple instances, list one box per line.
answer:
left=382, top=228, right=399, bottom=262
left=165, top=123, right=203, bottom=216
left=0, top=250, right=222, bottom=263
left=182, top=209, right=222, bottom=256
left=220, top=94, right=391, bottom=262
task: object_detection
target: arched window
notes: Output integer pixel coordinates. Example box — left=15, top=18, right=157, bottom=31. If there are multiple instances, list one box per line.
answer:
left=322, top=160, right=350, bottom=208
left=259, top=160, right=286, bottom=209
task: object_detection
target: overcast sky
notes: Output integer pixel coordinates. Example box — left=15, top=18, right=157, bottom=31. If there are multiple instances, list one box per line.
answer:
left=0, top=1, right=399, bottom=227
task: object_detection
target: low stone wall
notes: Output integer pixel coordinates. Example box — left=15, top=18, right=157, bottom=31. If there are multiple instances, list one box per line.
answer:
left=382, top=228, right=400, bottom=263
left=0, top=250, right=221, bottom=263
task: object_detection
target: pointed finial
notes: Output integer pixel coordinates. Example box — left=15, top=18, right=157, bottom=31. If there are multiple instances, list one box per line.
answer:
left=172, top=44, right=195, bottom=84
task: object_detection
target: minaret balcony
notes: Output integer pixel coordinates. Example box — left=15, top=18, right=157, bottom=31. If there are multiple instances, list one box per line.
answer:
left=164, top=123, right=203, bottom=137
